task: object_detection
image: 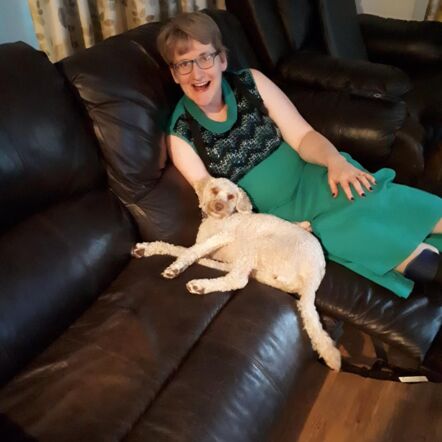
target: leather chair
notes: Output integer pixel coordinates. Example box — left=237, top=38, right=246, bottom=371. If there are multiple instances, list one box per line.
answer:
left=320, top=0, right=442, bottom=194
left=225, top=0, right=442, bottom=195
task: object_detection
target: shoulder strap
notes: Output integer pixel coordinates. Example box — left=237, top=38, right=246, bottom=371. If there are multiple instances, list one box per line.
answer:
left=225, top=71, right=268, bottom=116
left=185, top=110, right=211, bottom=168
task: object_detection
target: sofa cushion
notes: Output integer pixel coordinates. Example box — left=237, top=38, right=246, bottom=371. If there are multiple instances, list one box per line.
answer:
left=0, top=257, right=234, bottom=441
left=0, top=259, right=326, bottom=441
left=60, top=38, right=202, bottom=247
left=0, top=43, right=104, bottom=232
left=319, top=0, right=368, bottom=60
left=279, top=52, right=411, bottom=102
left=274, top=0, right=324, bottom=51
left=280, top=83, right=407, bottom=171
left=124, top=281, right=327, bottom=442
left=202, top=9, right=261, bottom=71
left=225, top=0, right=292, bottom=71
left=359, top=14, right=442, bottom=70
left=0, top=190, right=136, bottom=385
left=0, top=42, right=136, bottom=386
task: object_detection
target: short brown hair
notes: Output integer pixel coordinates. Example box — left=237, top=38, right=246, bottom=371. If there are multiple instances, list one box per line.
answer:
left=157, top=12, right=226, bottom=65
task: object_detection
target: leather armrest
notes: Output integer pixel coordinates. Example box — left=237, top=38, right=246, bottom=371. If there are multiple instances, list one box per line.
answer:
left=279, top=51, right=411, bottom=102
left=317, top=261, right=442, bottom=362
left=359, top=14, right=442, bottom=69
left=280, top=84, right=407, bottom=170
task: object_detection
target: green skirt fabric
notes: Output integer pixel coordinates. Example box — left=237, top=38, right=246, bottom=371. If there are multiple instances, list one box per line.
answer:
left=238, top=142, right=442, bottom=298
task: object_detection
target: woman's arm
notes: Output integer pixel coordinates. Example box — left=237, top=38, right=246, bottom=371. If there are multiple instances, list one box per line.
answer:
left=250, top=69, right=375, bottom=200
left=167, top=134, right=210, bottom=186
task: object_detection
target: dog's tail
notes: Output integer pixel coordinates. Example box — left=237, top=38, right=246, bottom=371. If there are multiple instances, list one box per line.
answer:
left=133, top=241, right=232, bottom=272
left=296, top=288, right=341, bottom=371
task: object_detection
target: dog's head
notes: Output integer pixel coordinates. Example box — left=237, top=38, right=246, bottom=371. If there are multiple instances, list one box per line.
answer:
left=194, top=177, right=253, bottom=219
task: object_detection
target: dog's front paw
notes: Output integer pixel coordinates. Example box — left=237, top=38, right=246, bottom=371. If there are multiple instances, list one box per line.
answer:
left=186, top=280, right=207, bottom=295
left=161, top=265, right=182, bottom=279
left=296, top=221, right=312, bottom=232
left=132, top=243, right=147, bottom=258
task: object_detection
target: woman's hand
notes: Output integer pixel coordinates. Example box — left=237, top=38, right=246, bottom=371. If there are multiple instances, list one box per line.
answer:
left=327, top=156, right=376, bottom=200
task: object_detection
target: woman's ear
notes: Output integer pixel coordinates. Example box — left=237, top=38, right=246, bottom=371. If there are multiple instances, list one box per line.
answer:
left=220, top=51, right=228, bottom=72
left=170, top=67, right=180, bottom=84
left=236, top=188, right=253, bottom=214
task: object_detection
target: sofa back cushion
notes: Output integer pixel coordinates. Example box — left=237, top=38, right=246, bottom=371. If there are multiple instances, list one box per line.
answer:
left=276, top=0, right=324, bottom=51
left=0, top=43, right=137, bottom=385
left=0, top=43, right=104, bottom=231
left=60, top=37, right=202, bottom=246
left=319, top=0, right=368, bottom=60
left=225, top=0, right=292, bottom=72
left=202, top=9, right=261, bottom=71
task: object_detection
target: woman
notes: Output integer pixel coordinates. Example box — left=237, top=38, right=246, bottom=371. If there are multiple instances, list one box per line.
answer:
left=156, top=12, right=442, bottom=298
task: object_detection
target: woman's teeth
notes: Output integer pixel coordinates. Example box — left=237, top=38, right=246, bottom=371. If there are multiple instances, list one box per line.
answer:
left=193, top=81, right=210, bottom=91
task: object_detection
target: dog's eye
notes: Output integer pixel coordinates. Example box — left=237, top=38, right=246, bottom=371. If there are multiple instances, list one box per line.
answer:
left=211, top=187, right=219, bottom=195
left=227, top=194, right=235, bottom=200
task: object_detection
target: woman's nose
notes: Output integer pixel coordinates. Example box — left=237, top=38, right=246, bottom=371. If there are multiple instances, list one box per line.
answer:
left=191, top=63, right=205, bottom=79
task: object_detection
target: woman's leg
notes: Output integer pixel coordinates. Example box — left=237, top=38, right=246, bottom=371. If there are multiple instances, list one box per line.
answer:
left=432, top=218, right=442, bottom=234
left=396, top=243, right=441, bottom=283
left=395, top=243, right=438, bottom=273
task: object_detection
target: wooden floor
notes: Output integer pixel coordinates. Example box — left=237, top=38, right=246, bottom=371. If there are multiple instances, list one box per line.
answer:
left=298, top=370, right=441, bottom=442
left=297, top=329, right=442, bottom=442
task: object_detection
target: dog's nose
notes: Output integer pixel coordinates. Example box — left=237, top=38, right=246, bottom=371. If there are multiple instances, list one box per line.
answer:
left=214, top=202, right=224, bottom=212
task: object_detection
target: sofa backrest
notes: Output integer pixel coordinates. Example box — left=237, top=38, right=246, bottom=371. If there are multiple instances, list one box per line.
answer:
left=57, top=10, right=259, bottom=249
left=318, top=0, right=368, bottom=60
left=58, top=32, right=202, bottom=247
left=225, top=0, right=325, bottom=72
left=225, top=0, right=291, bottom=72
left=0, top=43, right=137, bottom=385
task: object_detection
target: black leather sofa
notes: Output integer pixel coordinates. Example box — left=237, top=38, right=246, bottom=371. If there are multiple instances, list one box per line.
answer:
left=0, top=8, right=441, bottom=442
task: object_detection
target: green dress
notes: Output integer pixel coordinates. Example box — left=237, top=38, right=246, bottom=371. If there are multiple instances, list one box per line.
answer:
left=168, top=69, right=442, bottom=298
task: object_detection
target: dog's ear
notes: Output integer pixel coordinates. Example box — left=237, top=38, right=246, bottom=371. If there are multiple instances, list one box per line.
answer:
left=193, top=177, right=211, bottom=205
left=236, top=187, right=253, bottom=214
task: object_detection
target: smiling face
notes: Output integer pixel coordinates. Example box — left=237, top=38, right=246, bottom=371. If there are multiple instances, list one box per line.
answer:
left=170, top=39, right=227, bottom=114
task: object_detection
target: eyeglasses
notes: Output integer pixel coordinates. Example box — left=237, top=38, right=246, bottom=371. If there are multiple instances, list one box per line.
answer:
left=171, top=50, right=220, bottom=75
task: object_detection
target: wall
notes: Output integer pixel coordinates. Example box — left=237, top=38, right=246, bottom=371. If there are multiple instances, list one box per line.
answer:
left=0, top=1, right=38, bottom=46
left=358, top=0, right=429, bottom=20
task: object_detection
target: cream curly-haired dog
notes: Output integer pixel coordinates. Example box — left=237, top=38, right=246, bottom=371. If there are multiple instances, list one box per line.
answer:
left=133, top=177, right=341, bottom=371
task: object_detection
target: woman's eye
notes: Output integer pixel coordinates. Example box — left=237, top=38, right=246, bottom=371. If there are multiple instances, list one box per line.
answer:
left=227, top=194, right=235, bottom=200
left=178, top=61, right=191, bottom=69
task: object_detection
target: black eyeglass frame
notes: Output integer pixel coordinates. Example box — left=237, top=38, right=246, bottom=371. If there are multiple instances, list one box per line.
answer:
left=170, top=50, right=221, bottom=75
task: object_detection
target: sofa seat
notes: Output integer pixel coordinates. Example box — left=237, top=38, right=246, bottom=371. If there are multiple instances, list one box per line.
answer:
left=0, top=256, right=326, bottom=441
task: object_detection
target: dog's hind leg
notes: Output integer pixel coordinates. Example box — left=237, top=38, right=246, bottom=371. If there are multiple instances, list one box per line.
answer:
left=296, top=287, right=341, bottom=371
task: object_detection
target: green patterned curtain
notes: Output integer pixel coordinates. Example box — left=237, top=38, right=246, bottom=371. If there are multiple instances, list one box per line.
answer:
left=28, top=0, right=226, bottom=62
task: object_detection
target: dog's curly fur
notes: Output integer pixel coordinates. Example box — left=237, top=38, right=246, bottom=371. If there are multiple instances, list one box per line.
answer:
left=133, top=177, right=341, bottom=370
